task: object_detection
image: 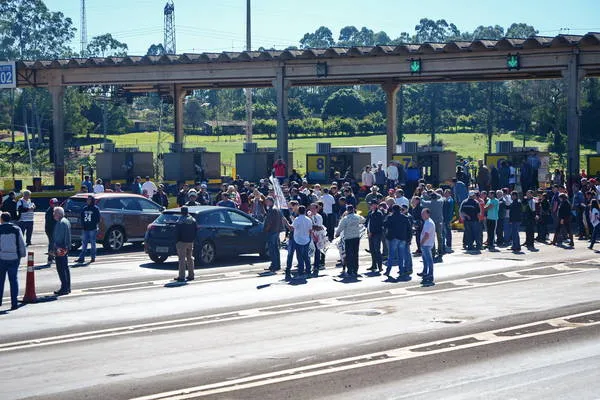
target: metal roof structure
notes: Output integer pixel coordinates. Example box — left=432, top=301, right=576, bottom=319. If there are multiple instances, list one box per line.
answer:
left=15, top=32, right=600, bottom=91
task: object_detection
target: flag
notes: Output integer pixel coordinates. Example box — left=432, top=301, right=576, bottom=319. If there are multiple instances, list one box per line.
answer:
left=269, top=176, right=288, bottom=210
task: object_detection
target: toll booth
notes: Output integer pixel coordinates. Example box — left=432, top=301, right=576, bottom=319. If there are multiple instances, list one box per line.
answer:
left=392, top=151, right=457, bottom=186
left=95, top=144, right=154, bottom=183
left=162, top=144, right=221, bottom=183
left=306, top=143, right=372, bottom=183
left=235, top=143, right=293, bottom=182
left=587, top=155, right=600, bottom=179
left=484, top=150, right=550, bottom=187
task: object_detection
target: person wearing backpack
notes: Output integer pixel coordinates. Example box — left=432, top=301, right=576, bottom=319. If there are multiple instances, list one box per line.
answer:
left=0, top=212, right=26, bottom=310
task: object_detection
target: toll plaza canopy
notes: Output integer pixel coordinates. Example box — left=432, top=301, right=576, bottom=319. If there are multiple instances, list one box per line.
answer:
left=15, top=32, right=600, bottom=188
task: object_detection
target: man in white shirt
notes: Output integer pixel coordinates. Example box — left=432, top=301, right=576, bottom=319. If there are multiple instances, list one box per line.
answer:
left=142, top=176, right=158, bottom=199
left=386, top=162, right=399, bottom=191
left=93, top=179, right=105, bottom=193
left=419, top=208, right=436, bottom=287
left=361, top=166, right=375, bottom=191
left=289, top=205, right=312, bottom=278
left=321, top=188, right=336, bottom=241
left=394, top=189, right=409, bottom=208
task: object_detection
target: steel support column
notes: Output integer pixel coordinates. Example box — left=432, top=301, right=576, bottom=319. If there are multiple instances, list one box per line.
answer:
left=383, top=82, right=400, bottom=163
left=274, top=67, right=289, bottom=166
left=49, top=85, right=65, bottom=188
left=565, top=50, right=583, bottom=192
left=173, top=84, right=186, bottom=144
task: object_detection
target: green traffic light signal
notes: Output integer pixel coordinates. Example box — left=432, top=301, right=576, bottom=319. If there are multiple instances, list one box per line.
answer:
left=507, top=54, right=520, bottom=70
left=410, top=58, right=421, bottom=74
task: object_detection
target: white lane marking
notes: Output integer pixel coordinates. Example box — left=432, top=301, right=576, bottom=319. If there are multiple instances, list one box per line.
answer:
left=0, top=264, right=588, bottom=353
left=129, top=309, right=600, bottom=400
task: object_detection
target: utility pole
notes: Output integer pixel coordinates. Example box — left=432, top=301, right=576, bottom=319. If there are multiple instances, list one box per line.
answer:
left=244, top=0, right=253, bottom=143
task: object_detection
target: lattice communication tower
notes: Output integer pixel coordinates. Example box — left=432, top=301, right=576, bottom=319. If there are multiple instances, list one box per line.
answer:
left=80, top=0, right=88, bottom=55
left=164, top=1, right=176, bottom=54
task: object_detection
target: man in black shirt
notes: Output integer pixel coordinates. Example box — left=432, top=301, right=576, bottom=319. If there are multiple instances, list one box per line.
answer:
left=459, top=191, right=482, bottom=251
left=365, top=200, right=384, bottom=272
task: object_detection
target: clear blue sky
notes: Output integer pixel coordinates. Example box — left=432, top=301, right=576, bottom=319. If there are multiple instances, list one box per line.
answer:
left=45, top=0, right=600, bottom=55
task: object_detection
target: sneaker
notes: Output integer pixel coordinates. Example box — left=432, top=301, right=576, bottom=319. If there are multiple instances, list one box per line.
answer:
left=90, top=258, right=95, bottom=263
left=422, top=281, right=435, bottom=287
left=186, top=276, right=195, bottom=281
left=173, top=277, right=185, bottom=282
left=75, top=258, right=84, bottom=264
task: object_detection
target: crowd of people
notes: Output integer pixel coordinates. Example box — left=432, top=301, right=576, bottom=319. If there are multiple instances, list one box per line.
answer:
left=3, top=153, right=600, bottom=310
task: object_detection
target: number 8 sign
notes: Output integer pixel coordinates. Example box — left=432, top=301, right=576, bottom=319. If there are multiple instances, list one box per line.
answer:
left=0, top=62, right=16, bottom=89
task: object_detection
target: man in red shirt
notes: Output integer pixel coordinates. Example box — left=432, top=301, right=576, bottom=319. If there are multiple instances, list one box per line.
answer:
left=273, top=158, right=287, bottom=184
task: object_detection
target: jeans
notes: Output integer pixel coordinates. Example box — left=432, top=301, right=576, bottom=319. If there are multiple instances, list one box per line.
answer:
left=421, top=245, right=434, bottom=283
left=368, top=233, right=383, bottom=269
left=55, top=255, right=70, bottom=292
left=285, top=238, right=299, bottom=275
left=325, top=213, right=335, bottom=241
left=0, top=259, right=19, bottom=308
left=294, top=242, right=311, bottom=275
left=590, top=224, right=600, bottom=247
left=404, top=241, right=413, bottom=274
left=386, top=239, right=408, bottom=276
left=487, top=219, right=497, bottom=248
left=503, top=217, right=512, bottom=245
left=19, top=221, right=33, bottom=245
left=443, top=222, right=452, bottom=250
left=345, top=237, right=360, bottom=276
left=79, top=229, right=97, bottom=260
left=464, top=220, right=482, bottom=249
left=510, top=222, right=521, bottom=250
left=266, top=232, right=280, bottom=270
left=496, top=217, right=504, bottom=244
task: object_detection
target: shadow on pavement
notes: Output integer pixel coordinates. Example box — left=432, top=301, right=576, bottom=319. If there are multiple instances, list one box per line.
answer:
left=164, top=281, right=187, bottom=288
left=139, top=255, right=267, bottom=272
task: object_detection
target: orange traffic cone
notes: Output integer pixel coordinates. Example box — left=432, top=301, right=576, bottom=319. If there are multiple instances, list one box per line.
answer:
left=22, top=252, right=37, bottom=303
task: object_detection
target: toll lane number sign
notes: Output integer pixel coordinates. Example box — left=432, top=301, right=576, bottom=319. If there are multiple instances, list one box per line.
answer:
left=0, top=62, right=16, bottom=89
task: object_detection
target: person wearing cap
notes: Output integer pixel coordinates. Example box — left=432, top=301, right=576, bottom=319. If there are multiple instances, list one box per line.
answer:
left=175, top=207, right=196, bottom=282
left=51, top=207, right=71, bottom=295
left=198, top=183, right=211, bottom=205
left=76, top=195, right=100, bottom=264
left=45, top=198, right=59, bottom=264
left=142, top=176, right=158, bottom=199
left=551, top=192, right=574, bottom=247
left=152, top=184, right=169, bottom=208
left=335, top=205, right=365, bottom=278
left=365, top=199, right=384, bottom=272
left=16, top=190, right=35, bottom=246
left=93, top=178, right=105, bottom=194
left=459, top=191, right=482, bottom=251
left=374, top=161, right=387, bottom=188
left=185, top=190, right=201, bottom=206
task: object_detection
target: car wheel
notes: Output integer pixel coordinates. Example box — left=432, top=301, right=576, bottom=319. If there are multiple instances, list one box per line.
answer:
left=149, top=253, right=168, bottom=264
left=70, top=241, right=82, bottom=252
left=196, top=241, right=216, bottom=266
left=103, top=227, right=126, bottom=251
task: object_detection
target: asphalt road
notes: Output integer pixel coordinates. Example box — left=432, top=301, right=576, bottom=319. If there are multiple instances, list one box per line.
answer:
left=1, top=213, right=599, bottom=400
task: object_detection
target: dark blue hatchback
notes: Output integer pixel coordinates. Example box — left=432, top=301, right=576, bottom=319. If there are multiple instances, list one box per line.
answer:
left=145, top=206, right=268, bottom=266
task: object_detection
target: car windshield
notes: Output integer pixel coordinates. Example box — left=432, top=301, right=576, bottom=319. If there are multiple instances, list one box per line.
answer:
left=154, top=213, right=182, bottom=224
